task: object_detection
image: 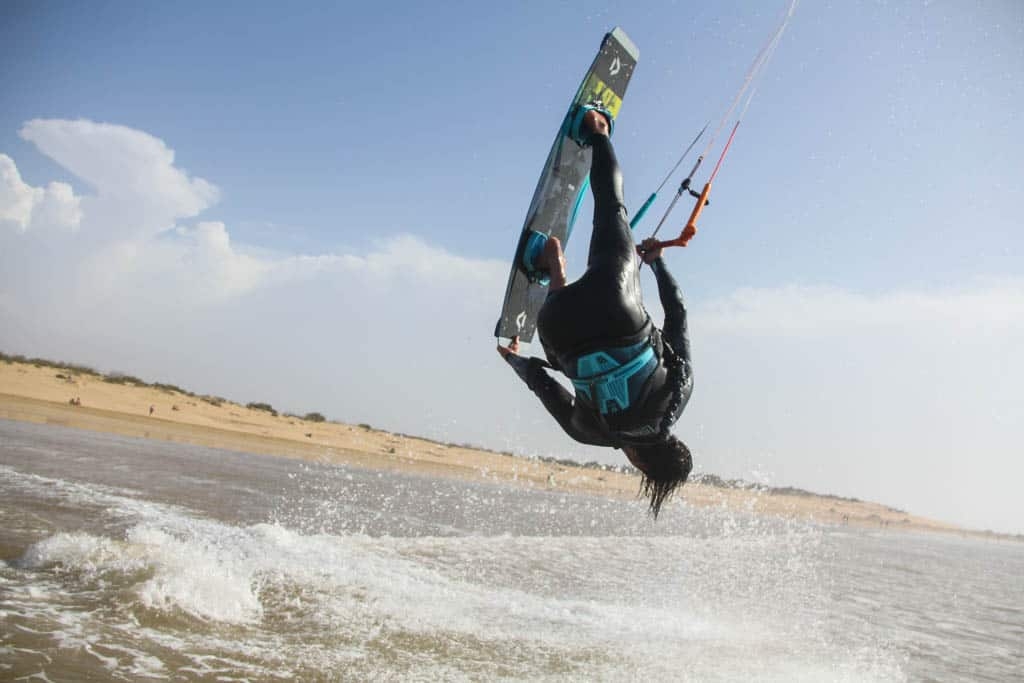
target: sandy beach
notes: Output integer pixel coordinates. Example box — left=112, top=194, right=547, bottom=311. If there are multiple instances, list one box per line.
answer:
left=0, top=357, right=969, bottom=534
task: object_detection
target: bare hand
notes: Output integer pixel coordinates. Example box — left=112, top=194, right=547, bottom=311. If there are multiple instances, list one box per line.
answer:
left=496, top=336, right=521, bottom=359
left=639, top=238, right=664, bottom=264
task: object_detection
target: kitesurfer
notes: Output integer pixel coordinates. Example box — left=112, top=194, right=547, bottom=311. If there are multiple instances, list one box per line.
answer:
left=498, top=109, right=693, bottom=517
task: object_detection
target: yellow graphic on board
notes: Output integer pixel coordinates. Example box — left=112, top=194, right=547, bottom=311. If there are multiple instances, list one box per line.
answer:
left=579, top=74, right=623, bottom=117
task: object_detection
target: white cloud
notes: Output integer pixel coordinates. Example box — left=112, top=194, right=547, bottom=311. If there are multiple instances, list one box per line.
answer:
left=4, top=117, right=503, bottom=304
left=18, top=119, right=219, bottom=239
left=344, top=234, right=504, bottom=282
left=176, top=221, right=274, bottom=297
left=258, top=234, right=505, bottom=288
left=19, top=118, right=219, bottom=217
left=699, top=281, right=1024, bottom=337
left=0, top=154, right=82, bottom=232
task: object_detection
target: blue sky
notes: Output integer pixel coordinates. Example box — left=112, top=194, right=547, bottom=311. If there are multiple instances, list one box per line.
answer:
left=4, top=0, right=1020, bottom=291
left=2, top=1, right=1022, bottom=533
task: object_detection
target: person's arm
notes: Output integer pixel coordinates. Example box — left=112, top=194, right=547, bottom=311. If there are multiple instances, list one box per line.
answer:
left=503, top=353, right=577, bottom=434
left=501, top=349, right=614, bottom=446
left=647, top=255, right=695, bottom=424
left=649, top=256, right=691, bottom=370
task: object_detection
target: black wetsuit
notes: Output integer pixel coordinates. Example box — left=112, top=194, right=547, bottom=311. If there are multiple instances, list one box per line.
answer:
left=506, top=133, right=693, bottom=447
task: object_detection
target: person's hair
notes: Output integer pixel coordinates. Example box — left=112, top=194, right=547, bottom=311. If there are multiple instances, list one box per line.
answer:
left=633, top=435, right=692, bottom=518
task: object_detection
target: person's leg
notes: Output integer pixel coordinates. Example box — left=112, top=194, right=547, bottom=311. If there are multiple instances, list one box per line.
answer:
left=536, top=111, right=629, bottom=290
left=579, top=113, right=646, bottom=332
left=537, top=112, right=645, bottom=358
left=583, top=113, right=635, bottom=268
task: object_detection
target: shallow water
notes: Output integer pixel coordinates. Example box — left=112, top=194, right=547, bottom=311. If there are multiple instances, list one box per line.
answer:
left=1, top=419, right=1021, bottom=681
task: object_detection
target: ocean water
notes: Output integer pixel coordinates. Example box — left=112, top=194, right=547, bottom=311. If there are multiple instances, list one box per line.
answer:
left=0, top=419, right=1021, bottom=682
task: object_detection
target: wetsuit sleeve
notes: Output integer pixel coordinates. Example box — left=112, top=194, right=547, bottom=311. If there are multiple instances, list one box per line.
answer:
left=504, top=354, right=551, bottom=390
left=504, top=355, right=613, bottom=446
left=650, top=256, right=692, bottom=374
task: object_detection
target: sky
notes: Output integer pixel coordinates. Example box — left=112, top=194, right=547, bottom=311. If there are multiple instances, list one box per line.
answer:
left=1, top=0, right=1022, bottom=534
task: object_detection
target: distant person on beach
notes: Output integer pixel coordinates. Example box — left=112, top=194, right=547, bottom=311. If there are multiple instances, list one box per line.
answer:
left=497, top=109, right=693, bottom=517
left=149, top=405, right=154, bottom=416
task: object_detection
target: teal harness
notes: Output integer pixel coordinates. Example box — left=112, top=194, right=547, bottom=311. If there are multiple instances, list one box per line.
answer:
left=570, top=340, right=658, bottom=415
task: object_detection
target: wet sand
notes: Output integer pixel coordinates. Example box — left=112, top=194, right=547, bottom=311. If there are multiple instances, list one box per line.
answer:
left=0, top=359, right=966, bottom=534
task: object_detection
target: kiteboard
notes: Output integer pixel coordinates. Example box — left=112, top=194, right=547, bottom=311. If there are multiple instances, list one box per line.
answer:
left=494, top=27, right=639, bottom=344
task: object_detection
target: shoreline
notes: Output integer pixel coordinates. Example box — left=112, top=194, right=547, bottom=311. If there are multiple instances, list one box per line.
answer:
left=0, top=358, right=1008, bottom=539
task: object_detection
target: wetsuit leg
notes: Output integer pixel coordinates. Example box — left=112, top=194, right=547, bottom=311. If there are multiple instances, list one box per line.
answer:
left=536, top=134, right=648, bottom=360
left=586, top=134, right=635, bottom=268
left=574, top=133, right=647, bottom=333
